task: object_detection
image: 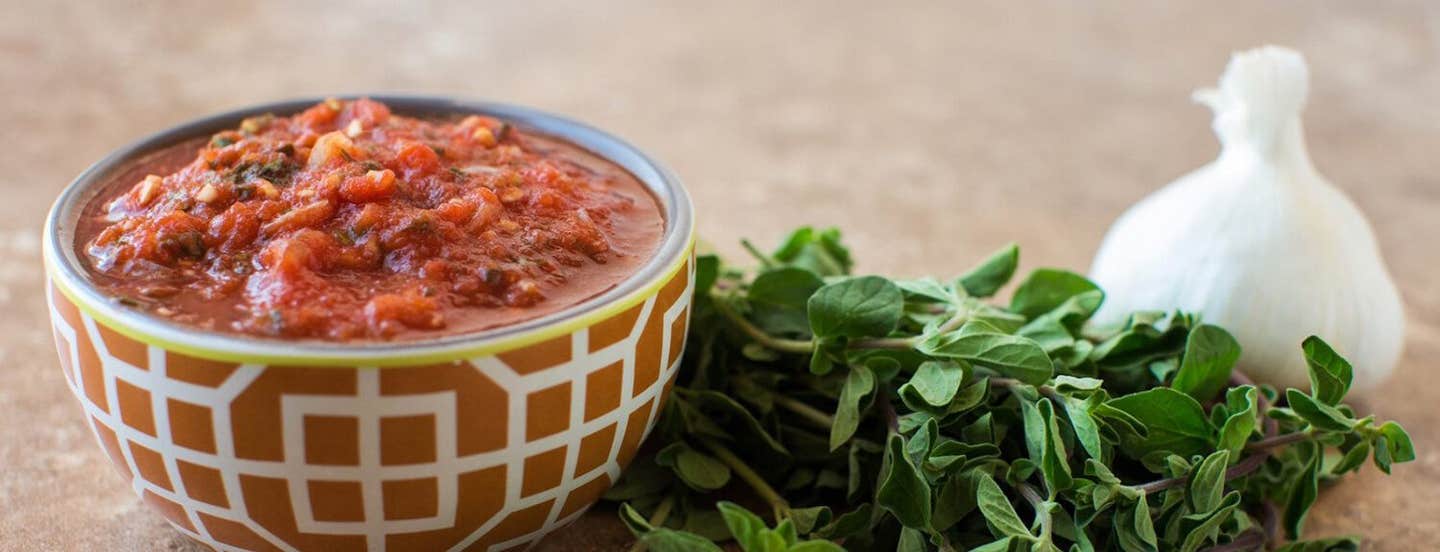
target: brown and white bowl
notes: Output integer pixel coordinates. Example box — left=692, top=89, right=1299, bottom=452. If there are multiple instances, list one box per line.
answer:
left=43, top=96, right=695, bottom=551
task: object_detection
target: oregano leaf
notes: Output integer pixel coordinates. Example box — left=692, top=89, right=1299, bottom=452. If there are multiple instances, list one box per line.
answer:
left=830, top=364, right=876, bottom=451
left=918, top=320, right=1053, bottom=384
left=1171, top=324, right=1241, bottom=402
left=1106, top=388, right=1215, bottom=458
left=749, top=267, right=825, bottom=335
left=655, top=442, right=732, bottom=491
left=1286, top=389, right=1354, bottom=432
left=1331, top=439, right=1370, bottom=475
left=1010, top=269, right=1101, bottom=318
left=1302, top=336, right=1353, bottom=405
left=958, top=243, right=1019, bottom=298
left=1378, top=421, right=1416, bottom=463
left=877, top=434, right=932, bottom=529
left=717, top=502, right=770, bottom=551
left=1186, top=450, right=1229, bottom=514
left=639, top=529, right=727, bottom=552
left=976, top=474, right=1032, bottom=539
left=1216, top=386, right=1258, bottom=461
left=808, top=276, right=903, bottom=338
left=1178, top=492, right=1241, bottom=552
left=1282, top=442, right=1322, bottom=539
left=896, top=527, right=927, bottom=552
left=1061, top=395, right=1106, bottom=460
left=900, top=360, right=966, bottom=408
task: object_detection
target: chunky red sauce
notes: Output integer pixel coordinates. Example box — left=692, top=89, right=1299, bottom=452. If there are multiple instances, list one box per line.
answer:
left=77, top=99, right=663, bottom=341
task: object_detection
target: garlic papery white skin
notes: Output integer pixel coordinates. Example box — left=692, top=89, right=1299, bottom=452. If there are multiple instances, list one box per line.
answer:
left=1088, top=46, right=1405, bottom=392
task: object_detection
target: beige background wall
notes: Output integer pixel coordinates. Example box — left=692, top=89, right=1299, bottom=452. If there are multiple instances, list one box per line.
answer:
left=1, top=1, right=1437, bottom=549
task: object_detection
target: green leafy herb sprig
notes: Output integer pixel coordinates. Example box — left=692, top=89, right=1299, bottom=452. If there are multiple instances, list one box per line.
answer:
left=605, top=227, right=1414, bottom=552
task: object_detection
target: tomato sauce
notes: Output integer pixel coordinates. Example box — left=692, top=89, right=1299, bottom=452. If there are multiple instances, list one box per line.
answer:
left=76, top=99, right=664, bottom=341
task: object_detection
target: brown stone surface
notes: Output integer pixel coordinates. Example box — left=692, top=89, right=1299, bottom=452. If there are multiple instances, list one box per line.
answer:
left=1, top=1, right=1437, bottom=549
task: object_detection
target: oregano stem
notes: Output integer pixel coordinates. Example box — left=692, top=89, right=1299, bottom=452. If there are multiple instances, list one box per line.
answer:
left=771, top=394, right=836, bottom=429
left=933, top=306, right=972, bottom=334
left=1017, top=482, right=1053, bottom=544
left=711, top=293, right=815, bottom=353
left=988, top=376, right=1061, bottom=400
left=877, top=387, right=900, bottom=434
left=848, top=336, right=919, bottom=350
left=1244, top=430, right=1311, bottom=452
left=1018, top=481, right=1045, bottom=507
left=1261, top=500, right=1280, bottom=546
left=1134, top=450, right=1271, bottom=494
left=1198, top=529, right=1265, bottom=552
left=740, top=239, right=774, bottom=269
left=648, top=494, right=676, bottom=527
left=696, top=436, right=790, bottom=520
left=628, top=494, right=677, bottom=552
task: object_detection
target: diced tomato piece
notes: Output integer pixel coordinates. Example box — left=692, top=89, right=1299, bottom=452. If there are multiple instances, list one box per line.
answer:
left=339, top=170, right=397, bottom=203
left=296, top=103, right=339, bottom=130
left=348, top=98, right=392, bottom=127
left=434, top=197, right=478, bottom=224
left=364, top=291, right=442, bottom=335
left=208, top=202, right=262, bottom=252
left=258, top=228, right=333, bottom=275
left=393, top=141, right=440, bottom=178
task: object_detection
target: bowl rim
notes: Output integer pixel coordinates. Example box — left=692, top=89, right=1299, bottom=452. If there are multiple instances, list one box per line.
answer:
left=44, top=95, right=695, bottom=367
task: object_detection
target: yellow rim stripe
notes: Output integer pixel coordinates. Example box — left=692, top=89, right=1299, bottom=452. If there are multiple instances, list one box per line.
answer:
left=46, top=238, right=695, bottom=367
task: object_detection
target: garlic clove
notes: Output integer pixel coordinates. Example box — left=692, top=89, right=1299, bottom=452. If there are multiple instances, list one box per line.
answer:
left=1088, top=46, right=1405, bottom=392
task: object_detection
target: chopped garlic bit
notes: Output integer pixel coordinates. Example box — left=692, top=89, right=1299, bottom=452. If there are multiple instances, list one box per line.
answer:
left=239, top=114, right=274, bottom=135
left=254, top=178, right=280, bottom=199
left=195, top=184, right=220, bottom=203
left=366, top=169, right=396, bottom=187
left=462, top=164, right=500, bottom=174
left=472, top=127, right=497, bottom=147
left=499, top=186, right=525, bottom=203
left=135, top=175, right=162, bottom=206
left=308, top=131, right=362, bottom=167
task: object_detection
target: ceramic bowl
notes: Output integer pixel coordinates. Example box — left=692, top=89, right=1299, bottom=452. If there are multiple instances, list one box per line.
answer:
left=43, top=96, right=695, bottom=551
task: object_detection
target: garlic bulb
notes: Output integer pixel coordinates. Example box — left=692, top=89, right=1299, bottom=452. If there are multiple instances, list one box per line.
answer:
left=1088, top=46, right=1405, bottom=392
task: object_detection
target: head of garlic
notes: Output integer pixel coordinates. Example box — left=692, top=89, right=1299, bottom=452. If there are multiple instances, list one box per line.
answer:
left=1088, top=46, right=1405, bottom=392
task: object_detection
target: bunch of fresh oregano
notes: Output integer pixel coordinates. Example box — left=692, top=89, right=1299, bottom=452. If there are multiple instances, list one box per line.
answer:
left=603, top=227, right=1415, bottom=552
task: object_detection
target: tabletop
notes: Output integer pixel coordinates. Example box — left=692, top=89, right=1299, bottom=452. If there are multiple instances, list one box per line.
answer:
left=1, top=1, right=1437, bottom=550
